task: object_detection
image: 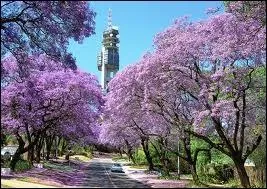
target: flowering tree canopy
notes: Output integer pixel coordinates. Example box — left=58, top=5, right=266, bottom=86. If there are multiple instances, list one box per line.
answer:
left=103, top=7, right=265, bottom=187
left=151, top=11, right=265, bottom=187
left=224, top=1, right=266, bottom=25
left=1, top=54, right=104, bottom=149
left=1, top=1, right=96, bottom=69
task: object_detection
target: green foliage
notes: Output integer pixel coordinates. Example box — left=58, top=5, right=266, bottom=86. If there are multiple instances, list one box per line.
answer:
left=1, top=134, right=17, bottom=147
left=248, top=139, right=266, bottom=169
left=78, top=151, right=92, bottom=159
left=133, top=148, right=147, bottom=165
left=251, top=180, right=267, bottom=188
left=132, top=140, right=191, bottom=173
left=210, top=149, right=233, bottom=165
left=14, top=159, right=32, bottom=172
left=1, top=152, right=11, bottom=168
left=196, top=144, right=234, bottom=184
left=190, top=138, right=210, bottom=154
left=71, top=144, right=93, bottom=159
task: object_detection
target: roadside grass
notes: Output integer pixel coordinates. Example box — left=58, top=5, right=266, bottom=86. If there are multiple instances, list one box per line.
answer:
left=130, top=164, right=148, bottom=169
left=112, top=155, right=129, bottom=162
left=158, top=174, right=181, bottom=180
left=223, top=178, right=241, bottom=188
left=17, top=177, right=31, bottom=182
left=16, top=176, right=61, bottom=187
left=1, top=184, right=11, bottom=188
left=1, top=179, right=57, bottom=188
left=43, top=161, right=74, bottom=172
left=70, top=155, right=91, bottom=162
left=157, top=173, right=193, bottom=180
left=187, top=179, right=234, bottom=188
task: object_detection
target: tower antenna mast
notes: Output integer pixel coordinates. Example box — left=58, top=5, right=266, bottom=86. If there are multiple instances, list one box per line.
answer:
left=108, top=8, right=112, bottom=30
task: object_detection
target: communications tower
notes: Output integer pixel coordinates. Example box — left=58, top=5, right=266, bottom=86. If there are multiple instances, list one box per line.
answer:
left=97, top=9, right=120, bottom=92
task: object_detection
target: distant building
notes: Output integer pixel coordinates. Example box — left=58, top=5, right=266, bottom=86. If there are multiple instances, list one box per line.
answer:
left=97, top=9, right=120, bottom=92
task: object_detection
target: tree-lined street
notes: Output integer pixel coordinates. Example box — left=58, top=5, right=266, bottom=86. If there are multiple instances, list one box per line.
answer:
left=1, top=1, right=266, bottom=188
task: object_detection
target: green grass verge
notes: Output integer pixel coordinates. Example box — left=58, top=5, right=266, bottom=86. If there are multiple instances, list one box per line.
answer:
left=158, top=173, right=182, bottom=180
left=70, top=155, right=91, bottom=162
left=1, top=184, right=12, bottom=188
left=43, top=162, right=74, bottom=172
left=112, top=156, right=129, bottom=161
left=17, top=177, right=31, bottom=182
left=130, top=164, right=148, bottom=169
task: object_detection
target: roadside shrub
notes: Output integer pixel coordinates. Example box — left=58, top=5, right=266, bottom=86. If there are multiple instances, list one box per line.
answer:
left=198, top=163, right=234, bottom=184
left=226, top=178, right=241, bottom=188
left=79, top=151, right=92, bottom=158
left=14, top=159, right=32, bottom=172
left=133, top=149, right=147, bottom=165
left=71, top=145, right=93, bottom=159
left=214, top=164, right=234, bottom=182
left=1, top=152, right=11, bottom=168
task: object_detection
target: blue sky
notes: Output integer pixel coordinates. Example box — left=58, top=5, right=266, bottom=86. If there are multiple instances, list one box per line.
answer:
left=68, top=1, right=224, bottom=81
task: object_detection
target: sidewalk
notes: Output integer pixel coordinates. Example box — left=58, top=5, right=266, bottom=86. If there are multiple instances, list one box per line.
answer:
left=122, top=164, right=191, bottom=188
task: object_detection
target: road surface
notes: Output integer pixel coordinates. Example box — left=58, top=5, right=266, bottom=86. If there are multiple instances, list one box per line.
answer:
left=83, top=158, right=150, bottom=188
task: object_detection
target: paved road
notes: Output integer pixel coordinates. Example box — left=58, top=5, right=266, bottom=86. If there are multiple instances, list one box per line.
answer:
left=83, top=158, right=150, bottom=188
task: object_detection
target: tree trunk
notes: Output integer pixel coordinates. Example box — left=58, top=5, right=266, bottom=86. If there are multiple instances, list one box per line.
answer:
left=182, top=133, right=201, bottom=184
left=160, top=157, right=170, bottom=176
left=45, top=135, right=54, bottom=160
left=65, top=152, right=70, bottom=160
left=35, top=137, right=44, bottom=163
left=128, top=150, right=136, bottom=164
left=158, top=138, right=170, bottom=176
left=10, top=149, right=22, bottom=171
left=190, top=161, right=199, bottom=184
left=55, top=137, right=61, bottom=158
left=27, top=146, right=34, bottom=165
left=10, top=133, right=40, bottom=170
left=36, top=147, right=41, bottom=163
left=234, top=160, right=251, bottom=188
left=10, top=134, right=25, bottom=171
left=60, top=139, right=68, bottom=157
left=141, top=138, right=154, bottom=171
left=124, top=139, right=136, bottom=164
left=119, top=148, right=122, bottom=157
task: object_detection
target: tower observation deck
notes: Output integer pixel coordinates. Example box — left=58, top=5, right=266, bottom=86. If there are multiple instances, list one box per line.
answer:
left=97, top=9, right=120, bottom=92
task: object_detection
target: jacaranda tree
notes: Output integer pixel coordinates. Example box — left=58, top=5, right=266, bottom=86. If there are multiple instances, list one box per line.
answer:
left=1, top=1, right=96, bottom=72
left=147, top=11, right=265, bottom=187
left=1, top=54, right=104, bottom=170
left=103, top=7, right=265, bottom=187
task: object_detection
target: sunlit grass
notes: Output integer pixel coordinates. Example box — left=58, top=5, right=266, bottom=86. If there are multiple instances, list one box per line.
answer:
left=130, top=164, right=148, bottom=169
left=112, top=155, right=129, bottom=161
left=17, top=177, right=31, bottom=182
left=70, top=155, right=91, bottom=162
left=1, top=184, right=12, bottom=188
left=16, top=176, right=60, bottom=187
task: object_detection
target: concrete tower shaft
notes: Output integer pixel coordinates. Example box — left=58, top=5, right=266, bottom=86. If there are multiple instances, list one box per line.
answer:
left=97, top=9, right=119, bottom=91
